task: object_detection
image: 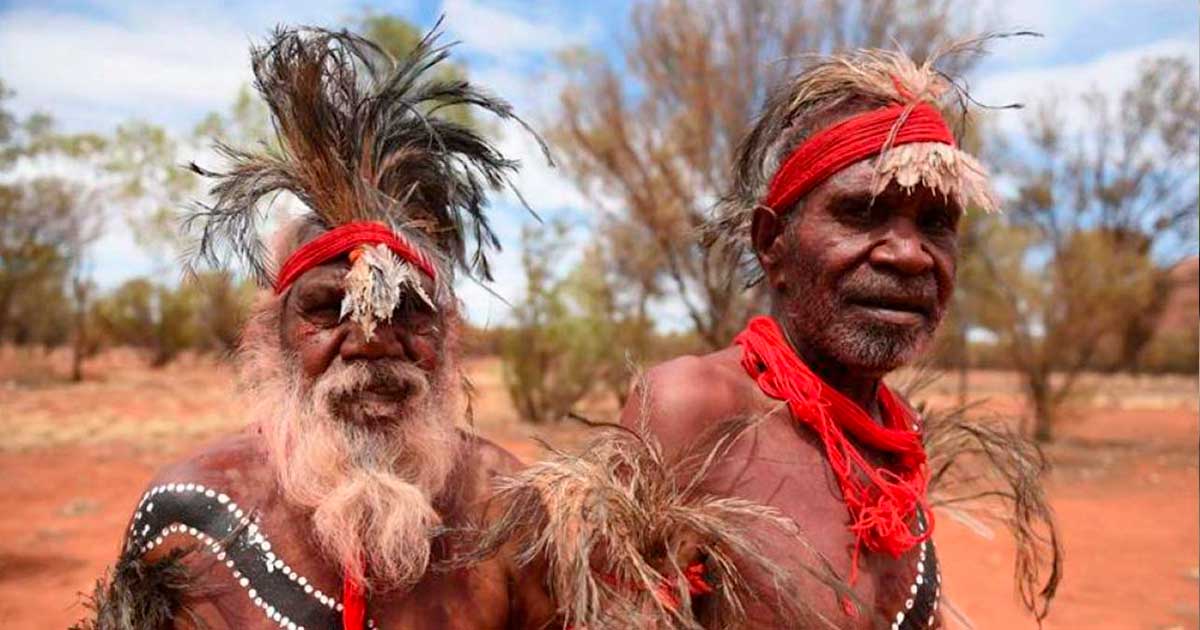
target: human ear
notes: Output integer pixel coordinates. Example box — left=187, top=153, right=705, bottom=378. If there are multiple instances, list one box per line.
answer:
left=752, top=205, right=784, bottom=286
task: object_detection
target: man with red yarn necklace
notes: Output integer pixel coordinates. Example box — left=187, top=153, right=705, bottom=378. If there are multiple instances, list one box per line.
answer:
left=613, top=45, right=1058, bottom=629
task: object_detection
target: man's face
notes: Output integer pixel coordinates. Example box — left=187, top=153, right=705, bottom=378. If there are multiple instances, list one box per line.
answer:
left=278, top=255, right=445, bottom=426
left=763, top=159, right=960, bottom=376
left=253, top=234, right=458, bottom=591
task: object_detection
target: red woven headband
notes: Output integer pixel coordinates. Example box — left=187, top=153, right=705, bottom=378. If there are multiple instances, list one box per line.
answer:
left=274, top=222, right=436, bottom=294
left=764, top=102, right=955, bottom=215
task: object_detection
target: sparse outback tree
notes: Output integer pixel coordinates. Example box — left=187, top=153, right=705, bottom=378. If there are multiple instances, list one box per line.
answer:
left=971, top=55, right=1199, bottom=441
left=550, top=0, right=978, bottom=348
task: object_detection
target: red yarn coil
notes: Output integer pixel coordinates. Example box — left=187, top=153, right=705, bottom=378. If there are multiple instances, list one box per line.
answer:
left=764, top=102, right=955, bottom=216
left=274, top=222, right=436, bottom=294
left=734, top=315, right=932, bottom=586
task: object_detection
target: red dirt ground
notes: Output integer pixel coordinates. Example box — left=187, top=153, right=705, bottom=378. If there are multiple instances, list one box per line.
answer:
left=1, top=350, right=1196, bottom=629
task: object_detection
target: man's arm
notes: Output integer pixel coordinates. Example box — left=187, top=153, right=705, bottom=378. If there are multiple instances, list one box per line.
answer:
left=73, top=475, right=226, bottom=630
left=74, top=438, right=268, bottom=630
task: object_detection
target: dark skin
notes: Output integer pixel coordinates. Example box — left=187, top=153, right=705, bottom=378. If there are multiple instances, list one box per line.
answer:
left=621, top=158, right=961, bottom=628
left=124, top=244, right=556, bottom=629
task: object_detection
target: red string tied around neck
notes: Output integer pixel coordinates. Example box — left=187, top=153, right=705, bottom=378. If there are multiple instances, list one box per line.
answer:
left=274, top=221, right=436, bottom=294
left=734, top=316, right=933, bottom=588
left=764, top=102, right=955, bottom=216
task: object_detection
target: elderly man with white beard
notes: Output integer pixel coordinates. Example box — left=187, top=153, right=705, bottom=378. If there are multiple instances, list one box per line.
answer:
left=76, top=25, right=557, bottom=630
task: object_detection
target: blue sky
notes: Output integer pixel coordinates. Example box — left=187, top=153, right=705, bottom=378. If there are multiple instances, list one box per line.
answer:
left=1, top=0, right=1196, bottom=327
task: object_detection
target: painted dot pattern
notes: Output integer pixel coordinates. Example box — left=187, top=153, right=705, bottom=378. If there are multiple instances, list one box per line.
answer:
left=126, top=482, right=381, bottom=629
left=891, top=508, right=941, bottom=630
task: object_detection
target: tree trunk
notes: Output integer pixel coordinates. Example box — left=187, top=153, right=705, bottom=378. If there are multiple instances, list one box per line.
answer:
left=1027, top=371, right=1055, bottom=443
left=0, top=283, right=15, bottom=343
left=70, top=278, right=88, bottom=383
left=956, top=316, right=970, bottom=408
left=1116, top=273, right=1172, bottom=374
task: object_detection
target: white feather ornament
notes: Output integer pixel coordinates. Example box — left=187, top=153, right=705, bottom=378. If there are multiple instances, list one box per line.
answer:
left=341, top=244, right=436, bottom=341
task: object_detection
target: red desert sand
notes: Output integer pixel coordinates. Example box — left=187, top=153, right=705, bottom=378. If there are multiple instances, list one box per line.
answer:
left=0, top=349, right=1196, bottom=629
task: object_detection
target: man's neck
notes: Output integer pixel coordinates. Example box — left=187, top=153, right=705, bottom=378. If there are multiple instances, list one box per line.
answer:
left=776, top=320, right=885, bottom=422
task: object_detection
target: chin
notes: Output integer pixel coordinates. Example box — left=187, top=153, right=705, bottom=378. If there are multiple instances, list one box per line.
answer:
left=823, top=317, right=931, bottom=375
left=331, top=398, right=411, bottom=428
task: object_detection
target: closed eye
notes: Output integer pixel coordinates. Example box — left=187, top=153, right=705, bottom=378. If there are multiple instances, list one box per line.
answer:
left=295, top=285, right=344, bottom=326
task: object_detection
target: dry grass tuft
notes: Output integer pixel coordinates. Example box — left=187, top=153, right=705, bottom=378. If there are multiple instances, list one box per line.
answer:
left=448, top=406, right=859, bottom=629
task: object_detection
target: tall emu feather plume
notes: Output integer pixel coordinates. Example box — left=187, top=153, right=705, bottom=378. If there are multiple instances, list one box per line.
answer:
left=185, top=20, right=549, bottom=286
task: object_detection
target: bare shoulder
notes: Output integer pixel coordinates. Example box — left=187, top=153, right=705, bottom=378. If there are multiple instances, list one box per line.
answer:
left=462, top=431, right=525, bottom=477
left=444, top=430, right=526, bottom=520
left=125, top=431, right=275, bottom=561
left=145, top=431, right=273, bottom=504
left=79, top=431, right=277, bottom=629
left=620, top=346, right=754, bottom=453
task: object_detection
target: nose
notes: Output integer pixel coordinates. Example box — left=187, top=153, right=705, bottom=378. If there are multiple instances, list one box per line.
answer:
left=338, top=320, right=408, bottom=363
left=868, top=217, right=934, bottom=276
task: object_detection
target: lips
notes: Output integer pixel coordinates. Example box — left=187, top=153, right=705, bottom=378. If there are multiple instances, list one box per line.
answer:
left=844, top=294, right=931, bottom=325
left=360, top=380, right=411, bottom=401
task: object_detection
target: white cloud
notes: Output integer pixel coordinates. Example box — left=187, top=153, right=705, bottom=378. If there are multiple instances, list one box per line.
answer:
left=451, top=210, right=596, bottom=326
left=976, top=0, right=1194, bottom=69
left=976, top=37, right=1199, bottom=135
left=432, top=0, right=609, bottom=326
left=972, top=0, right=1059, bottom=53
left=0, top=6, right=251, bottom=131
left=90, top=225, right=160, bottom=288
left=494, top=116, right=589, bottom=213
left=441, top=0, right=594, bottom=57
left=0, top=1, right=363, bottom=132
left=453, top=245, right=524, bottom=328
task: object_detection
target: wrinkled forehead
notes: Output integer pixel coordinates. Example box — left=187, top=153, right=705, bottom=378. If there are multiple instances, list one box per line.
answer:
left=813, top=160, right=964, bottom=213
left=796, top=159, right=964, bottom=225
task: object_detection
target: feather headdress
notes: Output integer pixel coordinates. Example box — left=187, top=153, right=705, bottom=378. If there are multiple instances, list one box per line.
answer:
left=185, top=21, right=547, bottom=335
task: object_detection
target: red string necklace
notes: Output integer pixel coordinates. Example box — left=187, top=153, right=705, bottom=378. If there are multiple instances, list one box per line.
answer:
left=734, top=315, right=933, bottom=587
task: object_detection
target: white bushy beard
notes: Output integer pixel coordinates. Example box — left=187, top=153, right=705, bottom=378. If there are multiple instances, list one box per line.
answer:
left=241, top=303, right=462, bottom=593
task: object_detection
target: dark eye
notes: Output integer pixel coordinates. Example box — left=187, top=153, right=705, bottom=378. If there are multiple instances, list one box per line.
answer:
left=919, top=207, right=959, bottom=235
left=394, top=298, right=440, bottom=336
left=296, top=289, right=343, bottom=327
left=832, top=194, right=882, bottom=227
left=412, top=312, right=440, bottom=336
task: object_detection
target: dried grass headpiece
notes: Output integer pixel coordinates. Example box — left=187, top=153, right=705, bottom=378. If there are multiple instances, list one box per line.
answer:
left=707, top=34, right=1031, bottom=283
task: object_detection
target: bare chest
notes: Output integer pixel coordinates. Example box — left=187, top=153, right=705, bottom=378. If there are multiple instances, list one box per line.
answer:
left=701, top=409, right=942, bottom=629
left=127, top=481, right=516, bottom=630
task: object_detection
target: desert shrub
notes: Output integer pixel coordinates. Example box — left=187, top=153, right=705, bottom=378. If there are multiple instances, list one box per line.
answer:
left=501, top=223, right=604, bottom=424
left=461, top=323, right=506, bottom=357
left=1139, top=330, right=1200, bottom=374
left=189, top=271, right=255, bottom=357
